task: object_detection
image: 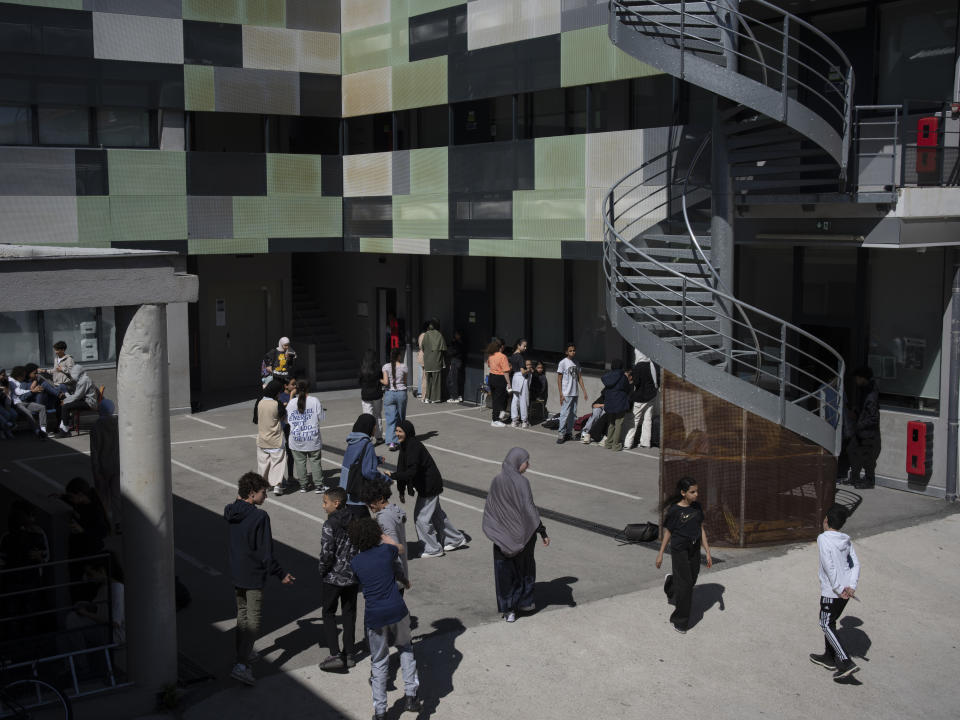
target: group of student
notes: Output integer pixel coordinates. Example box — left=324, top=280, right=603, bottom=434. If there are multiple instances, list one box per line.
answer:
left=484, top=337, right=552, bottom=429
left=0, top=341, right=114, bottom=440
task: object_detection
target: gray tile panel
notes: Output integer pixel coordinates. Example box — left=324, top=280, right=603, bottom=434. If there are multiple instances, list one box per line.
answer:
left=214, top=67, right=300, bottom=115
left=286, top=0, right=340, bottom=32
left=448, top=140, right=534, bottom=192
left=448, top=34, right=560, bottom=103
left=392, top=150, right=410, bottom=195
left=188, top=196, right=233, bottom=239
left=83, top=0, right=182, bottom=18
left=560, top=0, right=608, bottom=32
left=0, top=148, right=76, bottom=196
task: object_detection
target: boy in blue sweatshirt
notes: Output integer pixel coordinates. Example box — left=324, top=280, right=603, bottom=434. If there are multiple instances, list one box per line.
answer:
left=348, top=517, right=420, bottom=720
left=224, top=472, right=295, bottom=686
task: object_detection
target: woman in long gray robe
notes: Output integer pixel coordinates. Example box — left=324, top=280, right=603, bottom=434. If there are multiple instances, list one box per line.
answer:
left=482, top=447, right=550, bottom=622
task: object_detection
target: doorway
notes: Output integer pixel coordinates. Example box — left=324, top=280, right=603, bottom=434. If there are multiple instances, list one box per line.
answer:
left=377, top=287, right=398, bottom=365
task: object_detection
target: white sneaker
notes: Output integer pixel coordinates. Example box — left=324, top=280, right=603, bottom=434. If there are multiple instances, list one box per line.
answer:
left=443, top=537, right=468, bottom=552
left=59, top=421, right=70, bottom=434
left=499, top=411, right=509, bottom=421
left=230, top=663, right=255, bottom=686
left=521, top=422, right=530, bottom=429
left=504, top=611, right=516, bottom=623
left=511, top=421, right=520, bottom=428
left=447, top=398, right=459, bottom=403
left=272, top=486, right=283, bottom=496
left=421, top=550, right=445, bottom=558
left=491, top=421, right=506, bottom=427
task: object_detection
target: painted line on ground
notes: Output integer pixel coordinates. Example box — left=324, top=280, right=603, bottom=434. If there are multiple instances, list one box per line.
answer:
left=184, top=415, right=227, bottom=430
left=171, top=434, right=256, bottom=446
left=317, top=406, right=463, bottom=432
left=175, top=548, right=222, bottom=577
left=440, top=409, right=661, bottom=460
left=12, top=459, right=67, bottom=492
left=420, top=442, right=642, bottom=500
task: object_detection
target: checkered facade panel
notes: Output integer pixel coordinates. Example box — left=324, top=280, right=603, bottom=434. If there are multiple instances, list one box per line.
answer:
left=0, top=0, right=674, bottom=256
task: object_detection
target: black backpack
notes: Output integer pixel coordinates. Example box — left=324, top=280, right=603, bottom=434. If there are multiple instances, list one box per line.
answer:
left=345, top=439, right=370, bottom=502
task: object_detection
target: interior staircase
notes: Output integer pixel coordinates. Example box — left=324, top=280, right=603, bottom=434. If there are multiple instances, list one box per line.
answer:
left=291, top=280, right=357, bottom=390
left=604, top=0, right=851, bottom=454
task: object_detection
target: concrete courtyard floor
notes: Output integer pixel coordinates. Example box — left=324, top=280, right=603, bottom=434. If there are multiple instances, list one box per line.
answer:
left=3, top=390, right=956, bottom=719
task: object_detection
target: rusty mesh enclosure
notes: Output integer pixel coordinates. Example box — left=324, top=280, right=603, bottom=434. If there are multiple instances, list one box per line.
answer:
left=659, top=371, right=836, bottom=547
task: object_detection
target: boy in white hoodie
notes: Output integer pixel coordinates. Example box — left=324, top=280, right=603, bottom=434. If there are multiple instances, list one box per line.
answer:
left=810, top=504, right=861, bottom=680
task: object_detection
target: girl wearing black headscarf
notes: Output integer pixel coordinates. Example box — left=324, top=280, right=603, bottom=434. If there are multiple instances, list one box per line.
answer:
left=482, top=447, right=549, bottom=623
left=384, top=420, right=467, bottom=558
left=339, top=414, right=388, bottom=519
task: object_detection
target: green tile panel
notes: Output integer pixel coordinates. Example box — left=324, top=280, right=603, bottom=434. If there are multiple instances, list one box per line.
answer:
left=534, top=135, right=585, bottom=190
left=267, top=154, right=324, bottom=195
left=513, top=189, right=586, bottom=242
left=183, top=0, right=285, bottom=26
left=392, top=237, right=431, bottom=254
left=409, top=147, right=447, bottom=194
left=188, top=238, right=270, bottom=254
left=184, top=65, right=216, bottom=112
left=77, top=197, right=115, bottom=246
left=233, top=195, right=342, bottom=237
left=342, top=23, right=393, bottom=75
left=359, top=237, right=395, bottom=253
left=108, top=150, right=186, bottom=196
left=469, top=238, right=563, bottom=259
left=389, top=0, right=409, bottom=66
left=561, top=25, right=662, bottom=87
left=392, top=56, right=446, bottom=111
left=109, top=196, right=188, bottom=241
left=393, top=193, right=448, bottom=239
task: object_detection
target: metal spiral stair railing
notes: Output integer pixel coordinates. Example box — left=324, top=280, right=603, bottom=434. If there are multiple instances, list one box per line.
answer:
left=603, top=146, right=844, bottom=454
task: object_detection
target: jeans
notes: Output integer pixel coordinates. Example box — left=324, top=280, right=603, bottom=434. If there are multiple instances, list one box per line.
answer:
left=559, top=395, right=578, bottom=438
left=235, top=587, right=263, bottom=665
left=383, top=390, right=407, bottom=445
left=368, top=615, right=419, bottom=715
left=414, top=494, right=464, bottom=555
left=361, top=398, right=383, bottom=440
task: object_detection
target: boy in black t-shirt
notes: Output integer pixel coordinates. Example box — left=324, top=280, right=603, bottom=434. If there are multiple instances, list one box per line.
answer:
left=656, top=477, right=712, bottom=633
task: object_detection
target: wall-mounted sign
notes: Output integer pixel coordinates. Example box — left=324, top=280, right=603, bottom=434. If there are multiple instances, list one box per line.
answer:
left=215, top=298, right=226, bottom=327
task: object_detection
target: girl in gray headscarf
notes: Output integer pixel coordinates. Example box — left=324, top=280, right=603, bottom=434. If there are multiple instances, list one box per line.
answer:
left=482, top=447, right=549, bottom=623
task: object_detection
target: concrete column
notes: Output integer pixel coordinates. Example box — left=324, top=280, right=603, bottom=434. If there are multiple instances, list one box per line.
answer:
left=117, top=304, right=177, bottom=689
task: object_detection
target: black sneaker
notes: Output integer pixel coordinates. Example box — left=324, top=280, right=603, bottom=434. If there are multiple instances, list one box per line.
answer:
left=556, top=436, right=566, bottom=444
left=853, top=480, right=875, bottom=489
left=404, top=695, right=422, bottom=713
left=833, top=658, right=860, bottom=680
left=809, top=652, right=836, bottom=670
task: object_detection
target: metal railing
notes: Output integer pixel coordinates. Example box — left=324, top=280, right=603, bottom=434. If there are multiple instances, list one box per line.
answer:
left=854, top=105, right=901, bottom=193
left=603, top=147, right=845, bottom=453
left=611, top=0, right=855, bottom=168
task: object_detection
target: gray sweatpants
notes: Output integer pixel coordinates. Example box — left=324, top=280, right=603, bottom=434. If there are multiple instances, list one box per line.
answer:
left=368, top=614, right=419, bottom=715
left=15, top=402, right=46, bottom=430
left=414, top=494, right=465, bottom=555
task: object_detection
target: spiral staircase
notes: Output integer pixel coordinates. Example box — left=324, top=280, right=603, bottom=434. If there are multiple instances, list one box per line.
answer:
left=603, top=0, right=850, bottom=454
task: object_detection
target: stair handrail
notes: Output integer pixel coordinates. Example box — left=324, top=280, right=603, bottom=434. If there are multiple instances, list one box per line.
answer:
left=611, top=0, right=855, bottom=171
left=603, top=153, right=845, bottom=453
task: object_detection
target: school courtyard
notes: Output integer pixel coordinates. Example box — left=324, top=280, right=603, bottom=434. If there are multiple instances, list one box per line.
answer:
left=6, top=391, right=956, bottom=720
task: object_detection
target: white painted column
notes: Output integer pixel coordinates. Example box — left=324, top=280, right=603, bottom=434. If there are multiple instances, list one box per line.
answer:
left=117, top=304, right=177, bottom=688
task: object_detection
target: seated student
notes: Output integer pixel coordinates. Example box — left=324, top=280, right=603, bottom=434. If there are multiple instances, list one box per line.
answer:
left=580, top=392, right=606, bottom=445
left=9, top=366, right=49, bottom=439
left=347, top=517, right=420, bottom=720
left=0, top=370, right=18, bottom=439
left=59, top=365, right=101, bottom=433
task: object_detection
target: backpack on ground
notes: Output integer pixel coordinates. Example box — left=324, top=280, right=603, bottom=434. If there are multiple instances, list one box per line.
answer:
left=541, top=413, right=561, bottom=430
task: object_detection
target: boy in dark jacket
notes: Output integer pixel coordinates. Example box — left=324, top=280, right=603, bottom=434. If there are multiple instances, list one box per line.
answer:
left=318, top=487, right=360, bottom=671
left=601, top=359, right=631, bottom=451
left=384, top=420, right=466, bottom=558
left=848, top=366, right=880, bottom=489
left=224, top=472, right=295, bottom=686
left=348, top=518, right=420, bottom=720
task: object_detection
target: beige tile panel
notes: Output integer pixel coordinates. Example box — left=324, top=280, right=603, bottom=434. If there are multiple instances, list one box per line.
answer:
left=341, top=0, right=390, bottom=33
left=242, top=26, right=340, bottom=73
left=585, top=129, right=646, bottom=189
left=343, top=152, right=393, bottom=197
left=342, top=66, right=392, bottom=116
left=467, top=0, right=561, bottom=51
left=392, top=237, right=431, bottom=254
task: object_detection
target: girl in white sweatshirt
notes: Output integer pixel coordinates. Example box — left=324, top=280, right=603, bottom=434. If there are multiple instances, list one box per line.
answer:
left=810, top=504, right=861, bottom=681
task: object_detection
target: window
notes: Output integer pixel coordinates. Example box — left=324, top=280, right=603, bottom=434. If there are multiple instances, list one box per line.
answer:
left=518, top=87, right=587, bottom=139
left=345, top=113, right=393, bottom=154
left=97, top=108, right=153, bottom=148
left=0, top=307, right=116, bottom=371
left=0, top=105, right=32, bottom=145
left=396, top=105, right=448, bottom=150
left=451, top=96, right=512, bottom=145
left=629, top=75, right=682, bottom=128
left=879, top=0, right=958, bottom=104
left=269, top=116, right=340, bottom=154
left=190, top=111, right=264, bottom=152
left=590, top=80, right=630, bottom=133
left=571, top=260, right=606, bottom=364
left=531, top=260, right=563, bottom=353
left=38, top=106, right=91, bottom=146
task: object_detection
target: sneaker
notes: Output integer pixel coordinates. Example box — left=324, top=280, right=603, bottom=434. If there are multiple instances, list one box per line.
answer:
left=314, top=484, right=324, bottom=493
left=389, top=443, right=398, bottom=451
left=342, top=654, right=356, bottom=669
left=809, top=652, right=836, bottom=670
left=59, top=421, right=70, bottom=434
left=511, top=421, right=520, bottom=428
left=491, top=421, right=506, bottom=427
left=272, top=485, right=283, bottom=496
left=404, top=695, right=422, bottom=713
left=581, top=435, right=591, bottom=445
left=421, top=550, right=445, bottom=558
left=518, top=604, right=536, bottom=612
left=556, top=436, right=566, bottom=444
left=247, top=650, right=261, bottom=664
left=447, top=398, right=459, bottom=403
left=521, top=422, right=530, bottom=429
left=299, top=482, right=310, bottom=493
left=673, top=625, right=687, bottom=634
left=373, top=715, right=386, bottom=720
left=443, top=537, right=468, bottom=552
left=833, top=658, right=860, bottom=680
left=504, top=611, right=516, bottom=623
left=423, top=399, right=432, bottom=404
left=230, top=663, right=255, bottom=685
left=663, top=573, right=673, bottom=599
left=35, top=428, right=47, bottom=441
left=319, top=654, right=346, bottom=672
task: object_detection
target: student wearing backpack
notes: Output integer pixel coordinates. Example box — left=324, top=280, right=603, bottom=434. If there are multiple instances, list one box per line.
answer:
left=339, top=414, right=390, bottom=520
left=624, top=351, right=659, bottom=449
